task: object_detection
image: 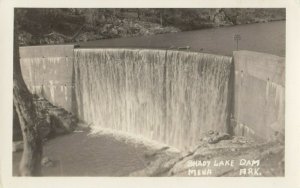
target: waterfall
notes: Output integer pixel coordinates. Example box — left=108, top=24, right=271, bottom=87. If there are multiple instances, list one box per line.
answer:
left=74, top=48, right=232, bottom=150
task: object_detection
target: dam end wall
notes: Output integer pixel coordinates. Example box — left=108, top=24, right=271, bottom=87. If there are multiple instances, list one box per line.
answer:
left=19, top=45, right=76, bottom=113
left=232, top=51, right=285, bottom=141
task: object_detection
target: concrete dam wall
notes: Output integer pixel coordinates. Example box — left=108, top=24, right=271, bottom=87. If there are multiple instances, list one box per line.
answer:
left=19, top=45, right=285, bottom=150
left=232, top=51, right=285, bottom=140
left=19, top=45, right=76, bottom=113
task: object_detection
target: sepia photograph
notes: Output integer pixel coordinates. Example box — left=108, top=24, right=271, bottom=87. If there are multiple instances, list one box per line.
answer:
left=10, top=8, right=287, bottom=177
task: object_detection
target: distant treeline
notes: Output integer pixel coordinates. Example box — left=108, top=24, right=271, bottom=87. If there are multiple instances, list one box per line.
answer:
left=15, top=8, right=285, bottom=45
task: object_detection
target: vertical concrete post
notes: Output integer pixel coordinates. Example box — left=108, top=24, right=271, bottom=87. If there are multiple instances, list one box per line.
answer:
left=232, top=51, right=285, bottom=140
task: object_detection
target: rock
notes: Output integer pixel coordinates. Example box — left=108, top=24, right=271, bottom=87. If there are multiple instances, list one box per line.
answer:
left=73, top=130, right=84, bottom=133
left=13, top=141, right=23, bottom=152
left=144, top=146, right=170, bottom=159
left=213, top=11, right=228, bottom=27
left=33, top=97, right=78, bottom=139
left=231, top=136, right=248, bottom=144
left=208, top=137, right=218, bottom=144
left=208, top=133, right=231, bottom=144
left=13, top=106, right=23, bottom=141
left=38, top=116, right=52, bottom=139
left=111, top=28, right=119, bottom=35
left=41, top=156, right=55, bottom=167
left=48, top=110, right=77, bottom=132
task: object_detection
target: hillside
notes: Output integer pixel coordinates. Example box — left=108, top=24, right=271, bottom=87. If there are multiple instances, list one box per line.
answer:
left=15, top=8, right=285, bottom=46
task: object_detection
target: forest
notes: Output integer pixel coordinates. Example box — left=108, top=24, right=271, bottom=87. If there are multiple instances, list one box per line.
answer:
left=15, top=8, right=285, bottom=46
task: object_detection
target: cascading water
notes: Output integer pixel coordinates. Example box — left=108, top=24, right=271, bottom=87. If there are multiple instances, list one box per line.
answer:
left=74, top=48, right=232, bottom=150
left=164, top=51, right=232, bottom=149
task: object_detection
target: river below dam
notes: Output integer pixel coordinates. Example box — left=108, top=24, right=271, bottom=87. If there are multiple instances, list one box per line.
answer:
left=13, top=129, right=284, bottom=176
left=13, top=131, right=163, bottom=176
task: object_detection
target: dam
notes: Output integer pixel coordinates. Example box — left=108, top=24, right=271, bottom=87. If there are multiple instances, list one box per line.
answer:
left=19, top=45, right=285, bottom=151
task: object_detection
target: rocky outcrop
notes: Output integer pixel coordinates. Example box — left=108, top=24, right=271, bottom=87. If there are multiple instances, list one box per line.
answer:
left=13, top=96, right=78, bottom=146
left=129, top=131, right=284, bottom=177
left=13, top=105, right=23, bottom=141
left=13, top=141, right=24, bottom=152
left=34, top=96, right=78, bottom=139
left=41, top=156, right=55, bottom=167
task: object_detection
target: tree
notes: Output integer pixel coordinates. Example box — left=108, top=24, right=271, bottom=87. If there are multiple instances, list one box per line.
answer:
left=84, top=9, right=99, bottom=27
left=13, top=9, right=43, bottom=176
left=159, top=9, right=164, bottom=26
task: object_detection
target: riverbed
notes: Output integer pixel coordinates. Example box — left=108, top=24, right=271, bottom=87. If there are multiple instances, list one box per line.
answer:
left=13, top=131, right=161, bottom=176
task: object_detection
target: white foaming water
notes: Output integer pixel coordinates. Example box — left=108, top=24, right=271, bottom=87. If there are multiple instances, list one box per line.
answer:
left=89, top=126, right=181, bottom=153
left=74, top=48, right=232, bottom=151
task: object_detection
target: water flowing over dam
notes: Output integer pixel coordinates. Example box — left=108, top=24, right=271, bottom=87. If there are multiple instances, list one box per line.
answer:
left=73, top=49, right=232, bottom=150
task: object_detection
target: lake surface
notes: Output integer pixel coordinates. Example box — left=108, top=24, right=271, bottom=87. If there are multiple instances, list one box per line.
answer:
left=79, top=21, right=285, bottom=57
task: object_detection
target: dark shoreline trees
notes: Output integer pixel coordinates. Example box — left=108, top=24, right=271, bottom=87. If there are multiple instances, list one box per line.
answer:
left=16, top=8, right=285, bottom=46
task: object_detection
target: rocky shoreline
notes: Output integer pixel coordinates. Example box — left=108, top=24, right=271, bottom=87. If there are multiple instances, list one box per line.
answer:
left=129, top=131, right=284, bottom=177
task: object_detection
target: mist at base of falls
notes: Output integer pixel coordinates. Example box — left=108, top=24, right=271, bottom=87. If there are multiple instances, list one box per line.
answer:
left=74, top=48, right=232, bottom=150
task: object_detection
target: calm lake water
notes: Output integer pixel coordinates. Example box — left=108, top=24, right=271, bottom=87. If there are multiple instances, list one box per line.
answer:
left=79, top=21, right=285, bottom=57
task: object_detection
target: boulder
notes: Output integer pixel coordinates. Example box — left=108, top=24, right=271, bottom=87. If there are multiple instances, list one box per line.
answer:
left=13, top=141, right=24, bottom=152
left=13, top=105, right=23, bottom=141
left=41, top=156, right=55, bottom=167
left=14, top=96, right=78, bottom=142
